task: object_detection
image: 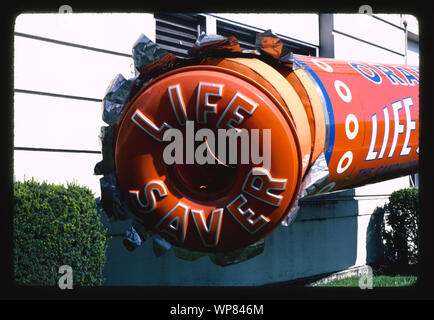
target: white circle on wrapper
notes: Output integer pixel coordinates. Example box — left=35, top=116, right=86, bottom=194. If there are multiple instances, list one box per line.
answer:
left=311, top=59, right=333, bottom=72
left=345, top=113, right=359, bottom=140
left=337, top=151, right=353, bottom=174
left=335, top=80, right=352, bottom=103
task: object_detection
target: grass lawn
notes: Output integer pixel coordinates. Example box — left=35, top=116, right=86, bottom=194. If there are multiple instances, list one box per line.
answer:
left=319, top=275, right=417, bottom=287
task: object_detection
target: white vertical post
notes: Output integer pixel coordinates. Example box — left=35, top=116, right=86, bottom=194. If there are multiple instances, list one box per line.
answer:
left=205, top=15, right=217, bottom=35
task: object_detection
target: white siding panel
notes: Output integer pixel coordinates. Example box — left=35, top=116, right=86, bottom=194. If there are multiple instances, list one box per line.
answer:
left=15, top=13, right=156, bottom=54
left=213, top=13, right=319, bottom=46
left=373, top=14, right=403, bottom=28
left=14, top=92, right=104, bottom=151
left=407, top=41, right=419, bottom=66
left=14, top=150, right=102, bottom=197
left=372, top=14, right=418, bottom=37
left=333, top=14, right=405, bottom=55
left=404, top=14, right=419, bottom=36
left=354, top=176, right=410, bottom=196
left=14, top=36, right=135, bottom=99
left=333, top=32, right=405, bottom=64
left=354, top=214, right=371, bottom=266
left=356, top=195, right=389, bottom=216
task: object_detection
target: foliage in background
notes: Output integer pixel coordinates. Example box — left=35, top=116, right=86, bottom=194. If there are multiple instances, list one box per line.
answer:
left=13, top=179, right=108, bottom=286
left=383, top=188, right=419, bottom=266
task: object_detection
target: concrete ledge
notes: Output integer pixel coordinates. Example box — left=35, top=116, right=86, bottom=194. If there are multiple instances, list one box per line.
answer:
left=307, top=265, right=371, bottom=287
left=263, top=265, right=371, bottom=287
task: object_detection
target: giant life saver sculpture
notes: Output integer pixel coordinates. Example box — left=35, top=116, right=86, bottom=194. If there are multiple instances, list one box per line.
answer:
left=95, top=31, right=419, bottom=265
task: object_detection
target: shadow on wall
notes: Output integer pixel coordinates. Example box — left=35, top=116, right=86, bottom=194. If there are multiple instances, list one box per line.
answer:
left=366, top=204, right=387, bottom=265
left=292, top=188, right=359, bottom=277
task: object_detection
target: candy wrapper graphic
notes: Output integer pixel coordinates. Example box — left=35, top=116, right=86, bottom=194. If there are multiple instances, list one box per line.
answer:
left=255, top=29, right=294, bottom=68
left=94, top=30, right=298, bottom=265
left=93, top=27, right=421, bottom=266
left=189, top=33, right=243, bottom=56
left=209, top=240, right=265, bottom=267
left=123, top=225, right=142, bottom=251
left=94, top=126, right=115, bottom=175
left=102, top=74, right=135, bottom=126
left=282, top=152, right=330, bottom=226
left=95, top=28, right=419, bottom=264
left=152, top=235, right=173, bottom=257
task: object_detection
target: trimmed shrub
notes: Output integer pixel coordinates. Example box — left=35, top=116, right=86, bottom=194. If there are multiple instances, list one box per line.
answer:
left=382, top=188, right=419, bottom=266
left=13, top=179, right=108, bottom=286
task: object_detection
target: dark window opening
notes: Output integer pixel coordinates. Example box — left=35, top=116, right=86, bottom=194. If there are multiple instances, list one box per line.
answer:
left=154, top=13, right=205, bottom=58
left=216, top=20, right=317, bottom=56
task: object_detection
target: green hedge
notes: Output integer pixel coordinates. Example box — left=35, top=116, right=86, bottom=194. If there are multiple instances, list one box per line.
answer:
left=383, top=188, right=419, bottom=266
left=13, top=179, right=108, bottom=286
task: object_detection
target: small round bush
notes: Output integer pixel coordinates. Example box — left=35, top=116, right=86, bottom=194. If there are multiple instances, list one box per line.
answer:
left=383, top=188, right=419, bottom=266
left=13, top=179, right=108, bottom=286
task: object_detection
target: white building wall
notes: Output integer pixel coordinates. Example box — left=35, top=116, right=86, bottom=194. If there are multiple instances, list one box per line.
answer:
left=13, top=14, right=154, bottom=196
left=13, top=13, right=418, bottom=285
